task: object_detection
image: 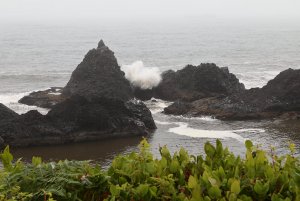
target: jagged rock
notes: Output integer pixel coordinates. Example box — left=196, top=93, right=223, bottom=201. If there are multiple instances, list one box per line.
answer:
left=19, top=40, right=133, bottom=108
left=164, top=101, right=192, bottom=115
left=0, top=103, right=18, bottom=120
left=0, top=104, right=19, bottom=147
left=19, top=87, right=65, bottom=109
left=134, top=63, right=245, bottom=101
left=63, top=40, right=133, bottom=101
left=0, top=96, right=155, bottom=148
left=164, top=68, right=300, bottom=120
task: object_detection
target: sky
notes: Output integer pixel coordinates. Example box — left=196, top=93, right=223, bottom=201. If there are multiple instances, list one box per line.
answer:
left=0, top=0, right=300, bottom=23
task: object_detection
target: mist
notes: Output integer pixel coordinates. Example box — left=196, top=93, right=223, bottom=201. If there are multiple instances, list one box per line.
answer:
left=0, top=0, right=300, bottom=23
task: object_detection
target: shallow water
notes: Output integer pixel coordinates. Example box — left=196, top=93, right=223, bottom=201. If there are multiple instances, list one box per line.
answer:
left=12, top=99, right=300, bottom=165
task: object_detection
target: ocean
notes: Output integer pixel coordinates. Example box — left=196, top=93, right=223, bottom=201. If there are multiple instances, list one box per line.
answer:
left=0, top=20, right=299, bottom=164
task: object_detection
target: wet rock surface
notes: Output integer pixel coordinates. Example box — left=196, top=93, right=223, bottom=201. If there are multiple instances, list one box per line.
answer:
left=0, top=103, right=18, bottom=120
left=19, top=40, right=133, bottom=108
left=134, top=64, right=245, bottom=101
left=63, top=40, right=133, bottom=101
left=164, top=68, right=300, bottom=120
left=0, top=96, right=155, bottom=148
left=19, top=87, right=66, bottom=109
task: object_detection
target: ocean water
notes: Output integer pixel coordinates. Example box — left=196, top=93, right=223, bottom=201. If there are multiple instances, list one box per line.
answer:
left=0, top=20, right=299, bottom=162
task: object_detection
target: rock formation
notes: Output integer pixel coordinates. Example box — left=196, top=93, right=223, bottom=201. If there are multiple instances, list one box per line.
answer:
left=0, top=96, right=156, bottom=148
left=1, top=40, right=156, bottom=148
left=134, top=63, right=245, bottom=101
left=19, top=40, right=133, bottom=107
left=0, top=103, right=18, bottom=120
left=63, top=40, right=133, bottom=101
left=164, top=68, right=300, bottom=120
left=19, top=87, right=65, bottom=109
left=17, top=40, right=300, bottom=122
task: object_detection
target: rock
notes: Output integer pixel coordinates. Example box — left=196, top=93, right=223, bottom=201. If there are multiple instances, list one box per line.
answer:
left=19, top=40, right=134, bottom=109
left=164, top=101, right=192, bottom=115
left=19, top=87, right=66, bottom=109
left=164, top=68, right=300, bottom=120
left=0, top=110, right=63, bottom=148
left=125, top=99, right=156, bottom=129
left=0, top=103, right=18, bottom=121
left=63, top=40, right=133, bottom=101
left=134, top=63, right=245, bottom=101
left=0, top=95, right=156, bottom=147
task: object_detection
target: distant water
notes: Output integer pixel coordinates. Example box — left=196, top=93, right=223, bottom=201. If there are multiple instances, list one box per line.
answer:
left=0, top=20, right=299, bottom=162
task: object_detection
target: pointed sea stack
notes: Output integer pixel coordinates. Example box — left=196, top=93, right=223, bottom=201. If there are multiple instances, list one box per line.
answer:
left=63, top=40, right=133, bottom=101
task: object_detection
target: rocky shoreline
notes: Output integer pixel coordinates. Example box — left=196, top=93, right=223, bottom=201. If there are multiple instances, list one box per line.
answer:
left=1, top=39, right=299, bottom=148
left=163, top=68, right=300, bottom=120
left=0, top=40, right=155, bottom=148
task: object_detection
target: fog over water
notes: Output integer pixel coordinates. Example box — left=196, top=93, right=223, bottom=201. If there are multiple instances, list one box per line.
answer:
left=0, top=0, right=300, bottom=162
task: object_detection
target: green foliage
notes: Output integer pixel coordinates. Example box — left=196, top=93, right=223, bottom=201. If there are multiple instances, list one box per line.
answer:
left=0, top=139, right=299, bottom=201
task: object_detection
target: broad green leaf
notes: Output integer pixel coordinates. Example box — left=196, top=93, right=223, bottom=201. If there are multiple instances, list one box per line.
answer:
left=245, top=140, right=253, bottom=150
left=188, top=175, right=197, bottom=189
left=208, top=186, right=221, bottom=199
left=170, top=159, right=180, bottom=173
left=0, top=146, right=13, bottom=170
left=204, top=142, right=216, bottom=158
left=230, top=180, right=240, bottom=194
left=32, top=156, right=42, bottom=167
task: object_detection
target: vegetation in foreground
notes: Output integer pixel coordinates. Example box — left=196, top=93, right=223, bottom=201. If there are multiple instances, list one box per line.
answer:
left=0, top=139, right=299, bottom=201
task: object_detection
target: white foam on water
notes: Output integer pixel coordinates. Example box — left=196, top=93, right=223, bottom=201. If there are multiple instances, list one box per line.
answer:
left=144, top=98, right=173, bottom=114
left=0, top=92, right=49, bottom=115
left=175, top=115, right=217, bottom=122
left=154, top=120, right=174, bottom=125
left=168, top=122, right=264, bottom=142
left=48, top=92, right=61, bottom=95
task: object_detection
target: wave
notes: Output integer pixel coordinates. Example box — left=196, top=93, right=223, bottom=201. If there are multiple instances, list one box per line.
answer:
left=121, top=61, right=162, bottom=90
left=0, top=90, right=50, bottom=115
left=168, top=122, right=265, bottom=142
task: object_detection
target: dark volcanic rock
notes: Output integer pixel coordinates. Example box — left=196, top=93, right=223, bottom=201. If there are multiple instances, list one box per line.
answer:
left=164, top=101, right=192, bottom=115
left=0, top=96, right=155, bottom=148
left=0, top=110, right=63, bottom=148
left=19, top=40, right=133, bottom=109
left=0, top=104, right=19, bottom=147
left=134, top=63, right=245, bottom=101
left=63, top=40, right=133, bottom=101
left=0, top=103, right=18, bottom=121
left=19, top=87, right=66, bottom=109
left=164, top=68, right=300, bottom=120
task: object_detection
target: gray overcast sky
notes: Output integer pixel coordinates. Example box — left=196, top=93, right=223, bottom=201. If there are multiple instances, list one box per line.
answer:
left=1, top=0, right=300, bottom=23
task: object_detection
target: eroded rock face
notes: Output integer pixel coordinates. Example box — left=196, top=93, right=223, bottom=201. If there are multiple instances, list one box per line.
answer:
left=19, top=40, right=133, bottom=108
left=164, top=68, right=300, bottom=120
left=63, top=40, right=133, bottom=101
left=19, top=87, right=65, bottom=109
left=0, top=96, right=156, bottom=148
left=0, top=103, right=18, bottom=120
left=134, top=63, right=245, bottom=101
left=0, top=104, right=19, bottom=147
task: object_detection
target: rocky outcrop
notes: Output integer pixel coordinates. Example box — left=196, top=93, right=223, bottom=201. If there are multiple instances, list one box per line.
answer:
left=164, top=68, right=300, bottom=120
left=0, top=103, right=18, bottom=120
left=19, top=40, right=133, bottom=108
left=63, top=40, right=133, bottom=101
left=134, top=63, right=245, bottom=101
left=0, top=96, right=156, bottom=148
left=19, top=87, right=66, bottom=109
left=2, top=40, right=156, bottom=148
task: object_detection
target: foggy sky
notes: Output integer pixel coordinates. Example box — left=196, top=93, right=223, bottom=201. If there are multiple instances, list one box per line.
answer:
left=1, top=0, right=300, bottom=23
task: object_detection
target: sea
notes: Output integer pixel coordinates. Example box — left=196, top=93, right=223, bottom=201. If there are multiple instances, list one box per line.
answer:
left=0, top=19, right=299, bottom=165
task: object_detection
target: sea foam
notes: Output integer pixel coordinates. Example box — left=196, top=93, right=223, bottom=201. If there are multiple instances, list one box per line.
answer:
left=121, top=61, right=162, bottom=89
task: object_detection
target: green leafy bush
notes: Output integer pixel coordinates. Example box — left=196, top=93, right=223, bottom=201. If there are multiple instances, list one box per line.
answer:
left=0, top=139, right=299, bottom=201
